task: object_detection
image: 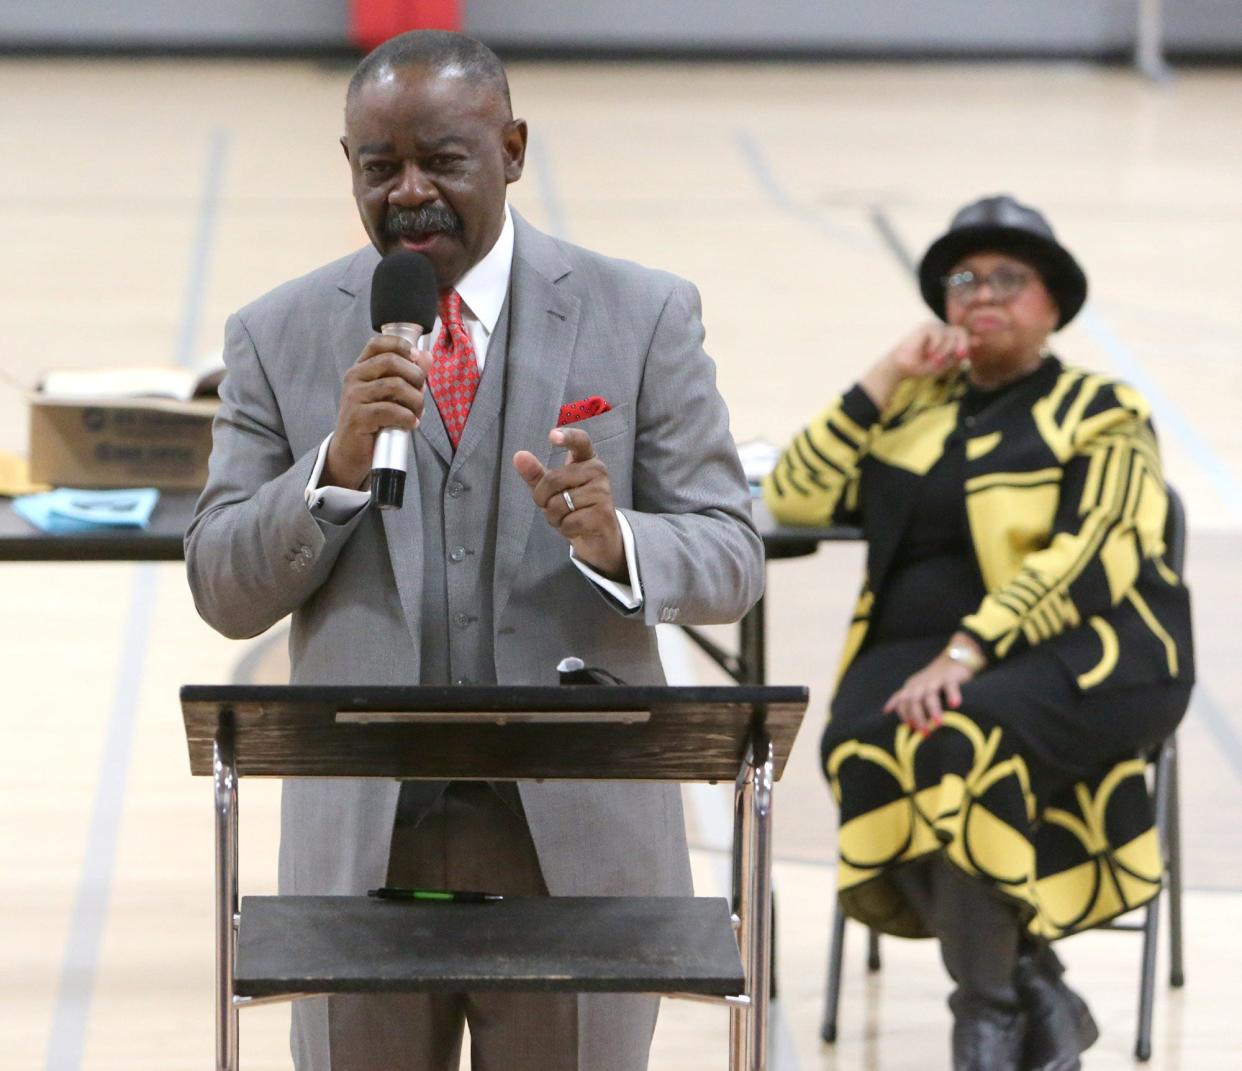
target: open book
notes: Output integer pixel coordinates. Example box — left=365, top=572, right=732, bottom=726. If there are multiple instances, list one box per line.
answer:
left=40, top=352, right=225, bottom=402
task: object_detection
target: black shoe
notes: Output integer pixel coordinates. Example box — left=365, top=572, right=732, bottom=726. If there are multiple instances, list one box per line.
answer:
left=949, top=991, right=1027, bottom=1071
left=1016, top=944, right=1099, bottom=1071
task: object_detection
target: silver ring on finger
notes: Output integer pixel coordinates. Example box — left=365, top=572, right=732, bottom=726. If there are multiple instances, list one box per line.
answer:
left=562, top=489, right=576, bottom=512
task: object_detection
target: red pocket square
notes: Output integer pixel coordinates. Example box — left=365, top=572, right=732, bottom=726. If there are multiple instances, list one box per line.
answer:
left=557, top=395, right=612, bottom=427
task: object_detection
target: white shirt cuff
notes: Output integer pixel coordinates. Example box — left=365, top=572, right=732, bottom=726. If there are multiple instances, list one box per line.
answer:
left=304, top=434, right=371, bottom=524
left=571, top=512, right=643, bottom=612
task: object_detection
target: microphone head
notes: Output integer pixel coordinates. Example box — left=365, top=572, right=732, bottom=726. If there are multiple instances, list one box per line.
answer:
left=370, top=251, right=439, bottom=331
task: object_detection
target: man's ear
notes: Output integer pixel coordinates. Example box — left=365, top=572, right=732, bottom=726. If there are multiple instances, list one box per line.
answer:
left=503, top=120, right=528, bottom=184
left=339, top=135, right=351, bottom=163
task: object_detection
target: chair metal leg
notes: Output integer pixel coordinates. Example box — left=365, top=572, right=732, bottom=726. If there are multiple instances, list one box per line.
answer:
left=1165, top=737, right=1186, bottom=988
left=866, top=927, right=882, bottom=972
left=1135, top=894, right=1159, bottom=1062
left=1135, top=741, right=1173, bottom=1062
left=820, top=901, right=847, bottom=1043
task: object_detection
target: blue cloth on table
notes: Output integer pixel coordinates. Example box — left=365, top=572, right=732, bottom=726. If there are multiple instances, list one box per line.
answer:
left=13, top=487, right=160, bottom=534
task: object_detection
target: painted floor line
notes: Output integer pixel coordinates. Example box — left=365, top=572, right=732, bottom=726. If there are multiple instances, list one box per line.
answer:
left=174, top=128, right=230, bottom=369
left=527, top=132, right=571, bottom=243
left=1079, top=308, right=1242, bottom=526
left=1190, top=690, right=1242, bottom=784
left=44, top=566, right=159, bottom=1071
left=735, top=130, right=875, bottom=253
left=868, top=205, right=917, bottom=274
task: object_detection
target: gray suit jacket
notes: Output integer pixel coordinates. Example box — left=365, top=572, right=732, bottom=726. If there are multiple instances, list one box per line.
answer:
left=186, top=212, right=763, bottom=902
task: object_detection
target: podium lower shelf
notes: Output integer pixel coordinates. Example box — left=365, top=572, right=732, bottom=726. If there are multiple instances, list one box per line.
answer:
left=235, top=895, right=746, bottom=997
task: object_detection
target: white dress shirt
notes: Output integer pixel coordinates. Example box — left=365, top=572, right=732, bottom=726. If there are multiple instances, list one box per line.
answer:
left=303, top=204, right=643, bottom=610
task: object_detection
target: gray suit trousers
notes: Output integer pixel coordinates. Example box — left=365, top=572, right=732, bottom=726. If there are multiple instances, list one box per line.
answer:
left=319, top=782, right=659, bottom=1071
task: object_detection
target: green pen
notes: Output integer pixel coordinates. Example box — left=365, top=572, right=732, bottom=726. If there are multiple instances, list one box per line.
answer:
left=367, top=886, right=504, bottom=903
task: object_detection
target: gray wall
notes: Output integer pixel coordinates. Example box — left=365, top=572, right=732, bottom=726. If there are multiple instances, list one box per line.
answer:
left=467, top=1, right=1242, bottom=55
left=0, top=0, right=347, bottom=47
left=1, top=0, right=1239, bottom=54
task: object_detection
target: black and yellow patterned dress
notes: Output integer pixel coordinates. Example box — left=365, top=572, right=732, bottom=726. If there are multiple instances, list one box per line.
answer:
left=763, top=357, right=1194, bottom=939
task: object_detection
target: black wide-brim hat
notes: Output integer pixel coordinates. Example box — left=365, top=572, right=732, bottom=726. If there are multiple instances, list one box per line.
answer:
left=918, top=194, right=1088, bottom=329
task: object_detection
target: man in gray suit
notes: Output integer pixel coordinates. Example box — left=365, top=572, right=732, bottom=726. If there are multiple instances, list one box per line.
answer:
left=186, top=30, right=762, bottom=1071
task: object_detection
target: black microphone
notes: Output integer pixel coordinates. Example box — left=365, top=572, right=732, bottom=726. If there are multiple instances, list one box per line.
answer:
left=369, top=251, right=439, bottom=509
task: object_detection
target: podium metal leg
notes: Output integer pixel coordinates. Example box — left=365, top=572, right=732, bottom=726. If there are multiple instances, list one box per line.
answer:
left=214, top=725, right=239, bottom=1071
left=729, top=763, right=753, bottom=1069
left=728, top=734, right=775, bottom=1071
left=746, top=738, right=775, bottom=1071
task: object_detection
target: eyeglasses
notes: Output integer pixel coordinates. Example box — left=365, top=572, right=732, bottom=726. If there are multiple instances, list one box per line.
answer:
left=942, top=266, right=1034, bottom=304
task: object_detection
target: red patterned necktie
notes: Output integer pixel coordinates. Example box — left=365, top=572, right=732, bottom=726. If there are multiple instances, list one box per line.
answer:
left=428, top=289, right=480, bottom=450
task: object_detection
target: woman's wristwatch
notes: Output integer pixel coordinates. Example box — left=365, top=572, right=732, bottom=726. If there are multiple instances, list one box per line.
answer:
left=944, top=641, right=986, bottom=673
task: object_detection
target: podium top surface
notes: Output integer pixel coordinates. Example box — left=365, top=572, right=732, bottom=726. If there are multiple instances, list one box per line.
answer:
left=182, top=684, right=808, bottom=782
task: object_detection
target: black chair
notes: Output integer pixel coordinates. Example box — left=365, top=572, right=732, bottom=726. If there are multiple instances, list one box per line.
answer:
left=820, top=486, right=1188, bottom=1062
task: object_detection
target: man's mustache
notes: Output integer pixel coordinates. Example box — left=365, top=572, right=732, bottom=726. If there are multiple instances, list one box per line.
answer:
left=383, top=204, right=464, bottom=237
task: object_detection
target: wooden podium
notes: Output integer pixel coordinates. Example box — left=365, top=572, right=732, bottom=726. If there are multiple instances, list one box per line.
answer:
left=181, top=684, right=807, bottom=1071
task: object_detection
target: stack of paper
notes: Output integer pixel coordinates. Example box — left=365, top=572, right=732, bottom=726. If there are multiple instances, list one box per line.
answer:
left=735, top=439, right=781, bottom=495
left=40, top=357, right=224, bottom=402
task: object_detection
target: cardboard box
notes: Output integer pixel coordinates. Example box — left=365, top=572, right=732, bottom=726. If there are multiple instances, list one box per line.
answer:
left=29, top=396, right=218, bottom=490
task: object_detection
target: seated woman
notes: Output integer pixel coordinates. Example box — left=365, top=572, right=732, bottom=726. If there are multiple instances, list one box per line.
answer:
left=763, top=195, right=1194, bottom=1071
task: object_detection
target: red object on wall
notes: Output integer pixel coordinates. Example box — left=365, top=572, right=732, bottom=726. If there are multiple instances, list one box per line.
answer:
left=350, top=1, right=461, bottom=52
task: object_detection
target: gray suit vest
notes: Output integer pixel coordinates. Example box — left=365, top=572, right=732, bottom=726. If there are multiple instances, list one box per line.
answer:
left=416, top=300, right=510, bottom=688
left=397, top=299, right=517, bottom=826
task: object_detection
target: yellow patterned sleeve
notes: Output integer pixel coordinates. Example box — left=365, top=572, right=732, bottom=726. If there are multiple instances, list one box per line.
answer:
left=962, top=396, right=1168, bottom=662
left=762, top=385, right=880, bottom=526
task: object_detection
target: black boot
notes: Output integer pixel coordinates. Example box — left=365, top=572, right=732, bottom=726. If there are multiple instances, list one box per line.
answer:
left=949, top=991, right=1027, bottom=1071
left=1016, top=943, right=1098, bottom=1071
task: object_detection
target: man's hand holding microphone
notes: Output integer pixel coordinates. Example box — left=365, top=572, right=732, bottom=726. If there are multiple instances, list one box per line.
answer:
left=323, top=251, right=439, bottom=505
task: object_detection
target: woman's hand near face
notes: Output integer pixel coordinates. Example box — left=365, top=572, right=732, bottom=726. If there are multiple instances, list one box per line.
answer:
left=860, top=323, right=973, bottom=410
